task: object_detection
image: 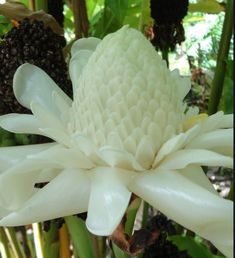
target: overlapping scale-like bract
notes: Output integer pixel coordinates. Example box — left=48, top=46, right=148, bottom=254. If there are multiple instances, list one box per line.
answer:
left=72, top=26, right=190, bottom=168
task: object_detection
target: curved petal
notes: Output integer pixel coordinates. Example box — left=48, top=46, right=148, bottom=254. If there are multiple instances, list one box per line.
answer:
left=0, top=160, right=47, bottom=210
left=86, top=167, right=133, bottom=236
left=29, top=144, right=94, bottom=169
left=13, top=63, right=72, bottom=111
left=99, top=147, right=144, bottom=171
left=201, top=111, right=232, bottom=133
left=0, top=143, right=61, bottom=209
left=71, top=37, right=101, bottom=56
left=30, top=101, right=65, bottom=131
left=30, top=101, right=71, bottom=145
left=220, top=114, right=233, bottom=128
left=158, top=149, right=233, bottom=170
left=0, top=206, right=11, bottom=218
left=0, top=143, right=56, bottom=172
left=0, top=169, right=90, bottom=226
left=186, top=129, right=233, bottom=156
left=0, top=113, right=41, bottom=135
left=153, top=125, right=201, bottom=167
left=179, top=165, right=218, bottom=195
left=129, top=169, right=233, bottom=257
left=70, top=37, right=101, bottom=93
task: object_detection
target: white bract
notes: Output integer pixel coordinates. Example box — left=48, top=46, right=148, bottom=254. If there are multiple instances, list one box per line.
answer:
left=0, top=26, right=233, bottom=258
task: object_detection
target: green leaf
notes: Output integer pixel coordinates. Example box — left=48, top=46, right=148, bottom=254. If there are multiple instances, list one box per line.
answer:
left=65, top=216, right=95, bottom=258
left=125, top=198, right=141, bottom=236
left=188, top=0, right=225, bottom=14
left=43, top=222, right=59, bottom=258
left=90, top=7, right=122, bottom=38
left=168, top=235, right=226, bottom=258
left=112, top=243, right=130, bottom=258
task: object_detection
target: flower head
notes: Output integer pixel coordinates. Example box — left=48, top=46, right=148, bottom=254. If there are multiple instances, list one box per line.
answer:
left=0, top=26, right=233, bottom=258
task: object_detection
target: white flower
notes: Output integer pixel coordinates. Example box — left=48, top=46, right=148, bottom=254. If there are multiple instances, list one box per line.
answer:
left=0, top=26, right=233, bottom=258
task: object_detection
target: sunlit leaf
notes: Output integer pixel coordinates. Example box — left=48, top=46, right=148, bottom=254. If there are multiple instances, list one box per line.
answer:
left=189, top=0, right=225, bottom=14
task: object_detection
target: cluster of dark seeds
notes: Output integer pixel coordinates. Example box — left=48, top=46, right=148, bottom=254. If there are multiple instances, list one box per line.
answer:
left=150, top=0, right=189, bottom=51
left=143, top=214, right=192, bottom=258
left=0, top=18, right=72, bottom=115
left=146, top=213, right=177, bottom=235
left=143, top=237, right=191, bottom=258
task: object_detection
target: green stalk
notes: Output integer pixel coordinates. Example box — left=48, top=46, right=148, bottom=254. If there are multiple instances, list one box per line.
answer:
left=208, top=0, right=233, bottom=115
left=0, top=227, right=11, bottom=258
left=35, top=0, right=48, bottom=12
left=112, top=243, right=130, bottom=258
left=4, top=227, right=25, bottom=258
left=125, top=198, right=141, bottom=236
left=141, top=201, right=149, bottom=228
left=65, top=216, right=95, bottom=258
left=43, top=222, right=59, bottom=258
left=138, top=0, right=146, bottom=32
left=97, top=237, right=106, bottom=258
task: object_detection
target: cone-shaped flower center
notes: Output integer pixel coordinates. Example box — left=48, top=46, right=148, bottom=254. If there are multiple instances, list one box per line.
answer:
left=72, top=26, right=190, bottom=168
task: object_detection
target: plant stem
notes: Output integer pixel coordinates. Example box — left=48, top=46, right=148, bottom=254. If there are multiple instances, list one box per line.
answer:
left=71, top=0, right=89, bottom=39
left=0, top=227, right=11, bottom=258
left=4, top=227, right=25, bottom=258
left=141, top=201, right=149, bottom=228
left=97, top=237, right=106, bottom=258
left=59, top=224, right=70, bottom=258
left=29, top=0, right=35, bottom=11
left=32, top=223, right=43, bottom=258
left=43, top=222, right=59, bottom=258
left=207, top=0, right=233, bottom=115
left=65, top=216, right=95, bottom=258
left=35, top=0, right=48, bottom=12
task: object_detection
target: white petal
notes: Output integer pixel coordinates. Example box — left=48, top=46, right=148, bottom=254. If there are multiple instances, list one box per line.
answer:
left=30, top=101, right=71, bottom=145
left=70, top=50, right=93, bottom=90
left=201, top=111, right=225, bottom=132
left=0, top=169, right=90, bottom=226
left=153, top=125, right=200, bottom=167
left=13, top=63, right=72, bottom=111
left=220, top=114, right=233, bottom=128
left=0, top=143, right=55, bottom=172
left=39, top=128, right=71, bottom=146
left=70, top=37, right=101, bottom=93
left=73, top=134, right=107, bottom=166
left=129, top=169, right=233, bottom=251
left=86, top=167, right=133, bottom=236
left=135, top=136, right=154, bottom=169
left=30, top=101, right=65, bottom=131
left=212, top=242, right=233, bottom=258
left=179, top=165, right=217, bottom=195
left=186, top=129, right=233, bottom=156
left=0, top=206, right=11, bottom=218
left=159, top=149, right=233, bottom=170
left=71, top=37, right=101, bottom=56
left=0, top=160, right=46, bottom=210
left=99, top=147, right=144, bottom=171
left=0, top=113, right=41, bottom=134
left=29, top=144, right=94, bottom=169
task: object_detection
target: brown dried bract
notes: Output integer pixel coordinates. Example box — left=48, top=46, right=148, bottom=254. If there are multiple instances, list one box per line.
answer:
left=110, top=218, right=160, bottom=256
left=0, top=1, right=63, bottom=35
